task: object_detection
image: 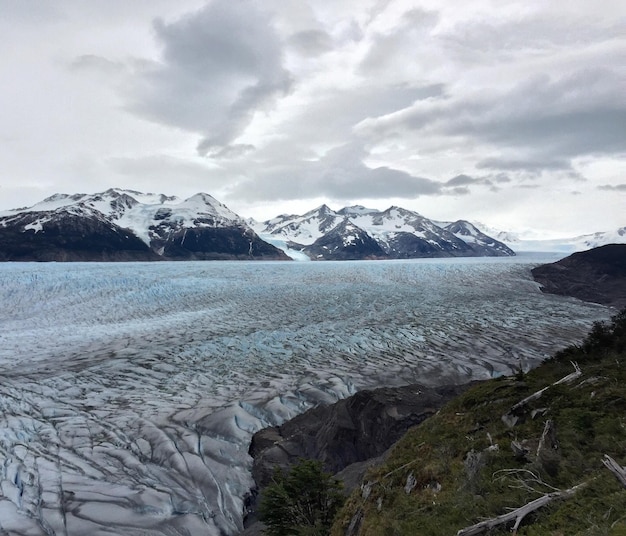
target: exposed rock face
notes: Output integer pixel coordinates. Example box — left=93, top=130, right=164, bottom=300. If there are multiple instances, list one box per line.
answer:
left=242, top=382, right=473, bottom=533
left=0, top=210, right=160, bottom=262
left=242, top=382, right=475, bottom=536
left=531, top=244, right=626, bottom=308
left=250, top=383, right=471, bottom=484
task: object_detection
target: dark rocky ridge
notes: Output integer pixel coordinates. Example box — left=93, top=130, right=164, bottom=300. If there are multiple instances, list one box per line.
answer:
left=242, top=382, right=473, bottom=534
left=0, top=211, right=161, bottom=262
left=0, top=202, right=290, bottom=262
left=532, top=244, right=626, bottom=308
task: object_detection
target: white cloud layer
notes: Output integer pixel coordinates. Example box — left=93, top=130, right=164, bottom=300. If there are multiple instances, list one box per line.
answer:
left=0, top=0, right=624, bottom=236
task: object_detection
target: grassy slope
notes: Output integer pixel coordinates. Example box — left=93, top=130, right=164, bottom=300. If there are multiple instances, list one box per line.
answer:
left=332, top=311, right=626, bottom=536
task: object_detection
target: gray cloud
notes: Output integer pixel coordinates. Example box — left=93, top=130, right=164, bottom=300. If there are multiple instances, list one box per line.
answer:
left=69, top=54, right=126, bottom=76
left=476, top=157, right=571, bottom=172
left=359, top=68, right=626, bottom=177
left=107, top=154, right=223, bottom=190
left=441, top=12, right=626, bottom=57
left=359, top=8, right=439, bottom=76
left=229, top=142, right=442, bottom=202
left=598, top=184, right=626, bottom=192
left=439, top=71, right=622, bottom=158
left=275, top=82, right=445, bottom=153
left=287, top=30, right=333, bottom=57
left=443, top=174, right=496, bottom=192
left=128, top=0, right=291, bottom=156
left=446, top=186, right=470, bottom=196
left=446, top=174, right=484, bottom=187
left=210, top=144, right=256, bottom=159
left=0, top=0, right=63, bottom=24
left=517, top=184, right=542, bottom=190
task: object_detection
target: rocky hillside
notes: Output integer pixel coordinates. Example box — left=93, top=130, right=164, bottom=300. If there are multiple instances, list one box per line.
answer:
left=245, top=311, right=626, bottom=535
left=532, top=244, right=626, bottom=309
left=332, top=311, right=626, bottom=535
left=0, top=189, right=289, bottom=261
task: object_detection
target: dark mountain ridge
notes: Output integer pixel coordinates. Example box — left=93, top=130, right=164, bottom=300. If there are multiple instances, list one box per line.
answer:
left=532, top=243, right=626, bottom=308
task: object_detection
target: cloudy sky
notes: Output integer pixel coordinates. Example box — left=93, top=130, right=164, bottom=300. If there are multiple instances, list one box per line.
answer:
left=1, top=0, right=624, bottom=237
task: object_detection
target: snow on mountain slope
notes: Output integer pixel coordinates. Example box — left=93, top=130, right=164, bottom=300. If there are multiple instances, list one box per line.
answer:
left=471, top=222, right=626, bottom=253
left=578, top=227, right=626, bottom=249
left=336, top=205, right=380, bottom=216
left=261, top=204, right=342, bottom=245
left=445, top=220, right=515, bottom=256
left=0, top=189, right=288, bottom=261
left=255, top=205, right=511, bottom=259
left=302, top=219, right=387, bottom=260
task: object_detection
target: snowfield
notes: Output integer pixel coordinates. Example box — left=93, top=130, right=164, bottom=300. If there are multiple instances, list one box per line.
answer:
left=0, top=257, right=610, bottom=535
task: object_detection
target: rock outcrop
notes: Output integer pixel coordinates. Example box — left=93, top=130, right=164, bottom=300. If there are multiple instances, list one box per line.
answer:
left=531, top=244, right=626, bottom=308
left=242, top=382, right=473, bottom=533
left=0, top=209, right=160, bottom=262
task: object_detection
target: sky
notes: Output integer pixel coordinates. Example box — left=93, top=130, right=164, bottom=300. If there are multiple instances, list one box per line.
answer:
left=0, top=0, right=624, bottom=238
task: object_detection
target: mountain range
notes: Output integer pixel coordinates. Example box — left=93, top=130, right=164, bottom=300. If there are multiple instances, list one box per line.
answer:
left=250, top=204, right=515, bottom=260
left=0, top=190, right=516, bottom=262
left=1, top=188, right=622, bottom=261
left=0, top=189, right=289, bottom=261
left=475, top=223, right=626, bottom=253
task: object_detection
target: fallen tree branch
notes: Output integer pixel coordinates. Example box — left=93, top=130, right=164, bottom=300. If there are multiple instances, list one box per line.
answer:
left=456, top=481, right=587, bottom=536
left=603, top=455, right=626, bottom=488
left=503, top=362, right=581, bottom=425
left=536, top=419, right=558, bottom=458
left=492, top=468, right=560, bottom=494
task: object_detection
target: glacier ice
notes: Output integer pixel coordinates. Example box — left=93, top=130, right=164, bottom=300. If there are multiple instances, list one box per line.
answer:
left=0, top=255, right=610, bottom=535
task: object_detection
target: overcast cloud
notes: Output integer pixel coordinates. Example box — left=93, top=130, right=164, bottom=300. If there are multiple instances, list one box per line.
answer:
left=0, top=0, right=624, bottom=236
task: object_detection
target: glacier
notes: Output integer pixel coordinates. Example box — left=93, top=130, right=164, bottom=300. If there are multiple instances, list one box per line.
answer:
left=0, top=256, right=611, bottom=535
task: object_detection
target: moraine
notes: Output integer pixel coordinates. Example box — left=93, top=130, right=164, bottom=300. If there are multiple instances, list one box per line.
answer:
left=0, top=256, right=610, bottom=535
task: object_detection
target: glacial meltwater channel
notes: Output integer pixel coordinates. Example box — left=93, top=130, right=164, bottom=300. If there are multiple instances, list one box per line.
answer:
left=0, top=256, right=611, bottom=535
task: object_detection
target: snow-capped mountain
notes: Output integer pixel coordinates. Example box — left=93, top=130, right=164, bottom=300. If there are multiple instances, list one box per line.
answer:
left=302, top=219, right=387, bottom=260
left=252, top=205, right=515, bottom=260
left=260, top=204, right=342, bottom=245
left=0, top=189, right=289, bottom=261
left=445, top=220, right=516, bottom=256
left=471, top=222, right=626, bottom=253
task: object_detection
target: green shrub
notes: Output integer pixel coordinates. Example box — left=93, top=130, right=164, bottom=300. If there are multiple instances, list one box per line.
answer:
left=260, top=459, right=345, bottom=536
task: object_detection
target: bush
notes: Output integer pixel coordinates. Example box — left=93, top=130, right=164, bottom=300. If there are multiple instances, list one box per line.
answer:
left=259, top=459, right=345, bottom=536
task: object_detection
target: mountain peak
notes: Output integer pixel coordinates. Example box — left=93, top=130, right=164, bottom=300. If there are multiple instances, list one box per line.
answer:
left=337, top=205, right=380, bottom=216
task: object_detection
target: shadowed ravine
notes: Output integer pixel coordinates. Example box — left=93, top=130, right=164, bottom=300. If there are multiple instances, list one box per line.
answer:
left=0, top=257, right=610, bottom=535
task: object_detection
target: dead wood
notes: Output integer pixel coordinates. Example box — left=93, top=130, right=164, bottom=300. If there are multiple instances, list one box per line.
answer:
left=456, top=481, right=587, bottom=536
left=603, top=455, right=626, bottom=488
left=536, top=419, right=558, bottom=458
left=511, top=440, right=530, bottom=461
left=503, top=362, right=581, bottom=426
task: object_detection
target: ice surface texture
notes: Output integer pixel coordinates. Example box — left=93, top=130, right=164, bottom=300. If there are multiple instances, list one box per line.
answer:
left=0, top=257, right=609, bottom=535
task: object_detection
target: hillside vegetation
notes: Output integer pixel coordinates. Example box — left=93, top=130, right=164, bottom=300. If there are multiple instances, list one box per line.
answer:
left=332, top=310, right=626, bottom=536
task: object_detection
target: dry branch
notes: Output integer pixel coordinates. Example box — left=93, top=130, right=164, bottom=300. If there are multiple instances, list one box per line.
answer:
left=536, top=419, right=558, bottom=458
left=503, top=362, right=581, bottom=425
left=603, top=455, right=626, bottom=488
left=456, top=481, right=587, bottom=536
